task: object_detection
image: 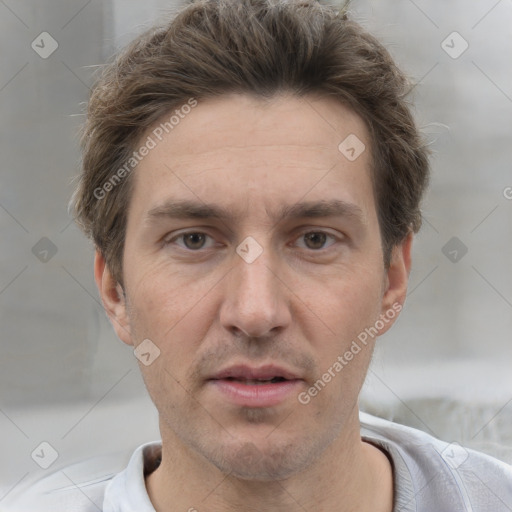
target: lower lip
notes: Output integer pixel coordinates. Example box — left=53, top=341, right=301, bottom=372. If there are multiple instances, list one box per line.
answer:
left=208, top=379, right=303, bottom=407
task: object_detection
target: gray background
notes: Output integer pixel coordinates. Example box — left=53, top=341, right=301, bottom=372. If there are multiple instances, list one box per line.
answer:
left=1, top=0, right=511, bottom=502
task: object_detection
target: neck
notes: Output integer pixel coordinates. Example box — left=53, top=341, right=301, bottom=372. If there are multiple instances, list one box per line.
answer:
left=145, top=411, right=393, bottom=512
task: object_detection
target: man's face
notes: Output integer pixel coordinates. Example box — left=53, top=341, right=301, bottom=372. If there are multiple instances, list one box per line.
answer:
left=98, top=93, right=409, bottom=479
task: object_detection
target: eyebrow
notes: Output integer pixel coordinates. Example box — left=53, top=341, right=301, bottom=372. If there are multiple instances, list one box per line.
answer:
left=146, top=198, right=365, bottom=225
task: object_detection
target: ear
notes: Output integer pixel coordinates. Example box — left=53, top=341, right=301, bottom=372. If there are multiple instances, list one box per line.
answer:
left=378, top=232, right=413, bottom=336
left=94, top=250, right=133, bottom=346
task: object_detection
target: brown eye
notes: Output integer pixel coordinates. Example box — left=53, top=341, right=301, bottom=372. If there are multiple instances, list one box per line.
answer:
left=303, top=232, right=328, bottom=250
left=164, top=231, right=217, bottom=252
left=182, top=232, right=207, bottom=250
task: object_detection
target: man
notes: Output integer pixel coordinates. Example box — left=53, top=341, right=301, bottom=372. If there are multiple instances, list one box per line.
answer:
left=13, top=0, right=512, bottom=510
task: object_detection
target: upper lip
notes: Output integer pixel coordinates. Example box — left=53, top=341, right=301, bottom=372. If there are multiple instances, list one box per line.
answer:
left=210, top=364, right=302, bottom=381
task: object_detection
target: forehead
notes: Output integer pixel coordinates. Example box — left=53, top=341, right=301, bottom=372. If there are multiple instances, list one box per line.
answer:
left=129, top=93, right=375, bottom=223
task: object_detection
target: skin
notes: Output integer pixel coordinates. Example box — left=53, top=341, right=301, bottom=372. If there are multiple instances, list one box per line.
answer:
left=95, top=93, right=412, bottom=511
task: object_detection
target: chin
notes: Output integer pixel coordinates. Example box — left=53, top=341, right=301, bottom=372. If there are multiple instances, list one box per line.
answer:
left=205, top=434, right=328, bottom=482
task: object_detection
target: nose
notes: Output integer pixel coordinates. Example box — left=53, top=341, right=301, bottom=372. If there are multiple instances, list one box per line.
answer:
left=219, top=244, right=291, bottom=338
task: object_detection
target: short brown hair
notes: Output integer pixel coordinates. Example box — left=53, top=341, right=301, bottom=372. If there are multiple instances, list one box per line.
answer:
left=72, top=0, right=429, bottom=285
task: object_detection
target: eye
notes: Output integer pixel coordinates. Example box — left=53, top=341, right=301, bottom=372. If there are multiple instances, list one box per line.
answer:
left=165, top=231, right=215, bottom=251
left=295, top=231, right=338, bottom=250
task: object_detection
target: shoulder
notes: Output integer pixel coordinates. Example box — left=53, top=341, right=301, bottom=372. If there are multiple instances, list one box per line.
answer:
left=2, top=451, right=132, bottom=512
left=3, top=441, right=162, bottom=512
left=360, top=412, right=512, bottom=511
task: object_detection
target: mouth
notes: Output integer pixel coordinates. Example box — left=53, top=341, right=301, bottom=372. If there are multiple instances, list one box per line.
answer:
left=221, top=376, right=289, bottom=385
left=207, top=364, right=303, bottom=407
left=210, top=364, right=301, bottom=382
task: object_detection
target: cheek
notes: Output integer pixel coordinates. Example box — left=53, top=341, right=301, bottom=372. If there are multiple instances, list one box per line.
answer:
left=298, top=281, right=381, bottom=418
left=297, top=265, right=384, bottom=397
left=125, top=263, right=217, bottom=373
left=127, top=259, right=211, bottom=326
left=127, top=267, right=216, bottom=406
left=300, top=265, right=384, bottom=343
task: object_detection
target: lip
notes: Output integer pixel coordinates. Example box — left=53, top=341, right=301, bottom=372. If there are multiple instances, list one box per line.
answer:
left=207, top=364, right=304, bottom=407
left=210, top=364, right=301, bottom=381
left=208, top=379, right=303, bottom=407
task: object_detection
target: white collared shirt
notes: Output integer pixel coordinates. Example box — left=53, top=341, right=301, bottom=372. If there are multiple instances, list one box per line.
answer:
left=7, top=412, right=512, bottom=511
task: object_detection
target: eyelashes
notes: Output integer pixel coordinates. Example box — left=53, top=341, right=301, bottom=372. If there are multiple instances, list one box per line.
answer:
left=165, top=230, right=340, bottom=253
